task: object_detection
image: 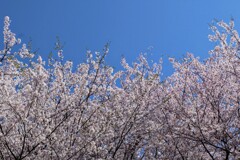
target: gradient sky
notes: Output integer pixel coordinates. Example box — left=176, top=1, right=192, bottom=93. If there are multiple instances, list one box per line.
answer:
left=1, top=0, right=240, bottom=78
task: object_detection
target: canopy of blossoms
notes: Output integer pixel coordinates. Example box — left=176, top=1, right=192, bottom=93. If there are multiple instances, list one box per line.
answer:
left=0, top=17, right=240, bottom=159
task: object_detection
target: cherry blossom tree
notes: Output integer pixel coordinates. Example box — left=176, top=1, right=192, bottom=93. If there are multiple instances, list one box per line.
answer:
left=0, top=16, right=167, bottom=160
left=0, top=16, right=240, bottom=160
left=163, top=20, right=240, bottom=159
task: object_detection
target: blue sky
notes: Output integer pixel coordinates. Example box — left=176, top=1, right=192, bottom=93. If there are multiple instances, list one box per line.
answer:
left=1, top=0, right=240, bottom=78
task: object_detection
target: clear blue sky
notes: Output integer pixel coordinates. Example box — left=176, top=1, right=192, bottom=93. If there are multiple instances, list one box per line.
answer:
left=1, top=0, right=240, bottom=77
